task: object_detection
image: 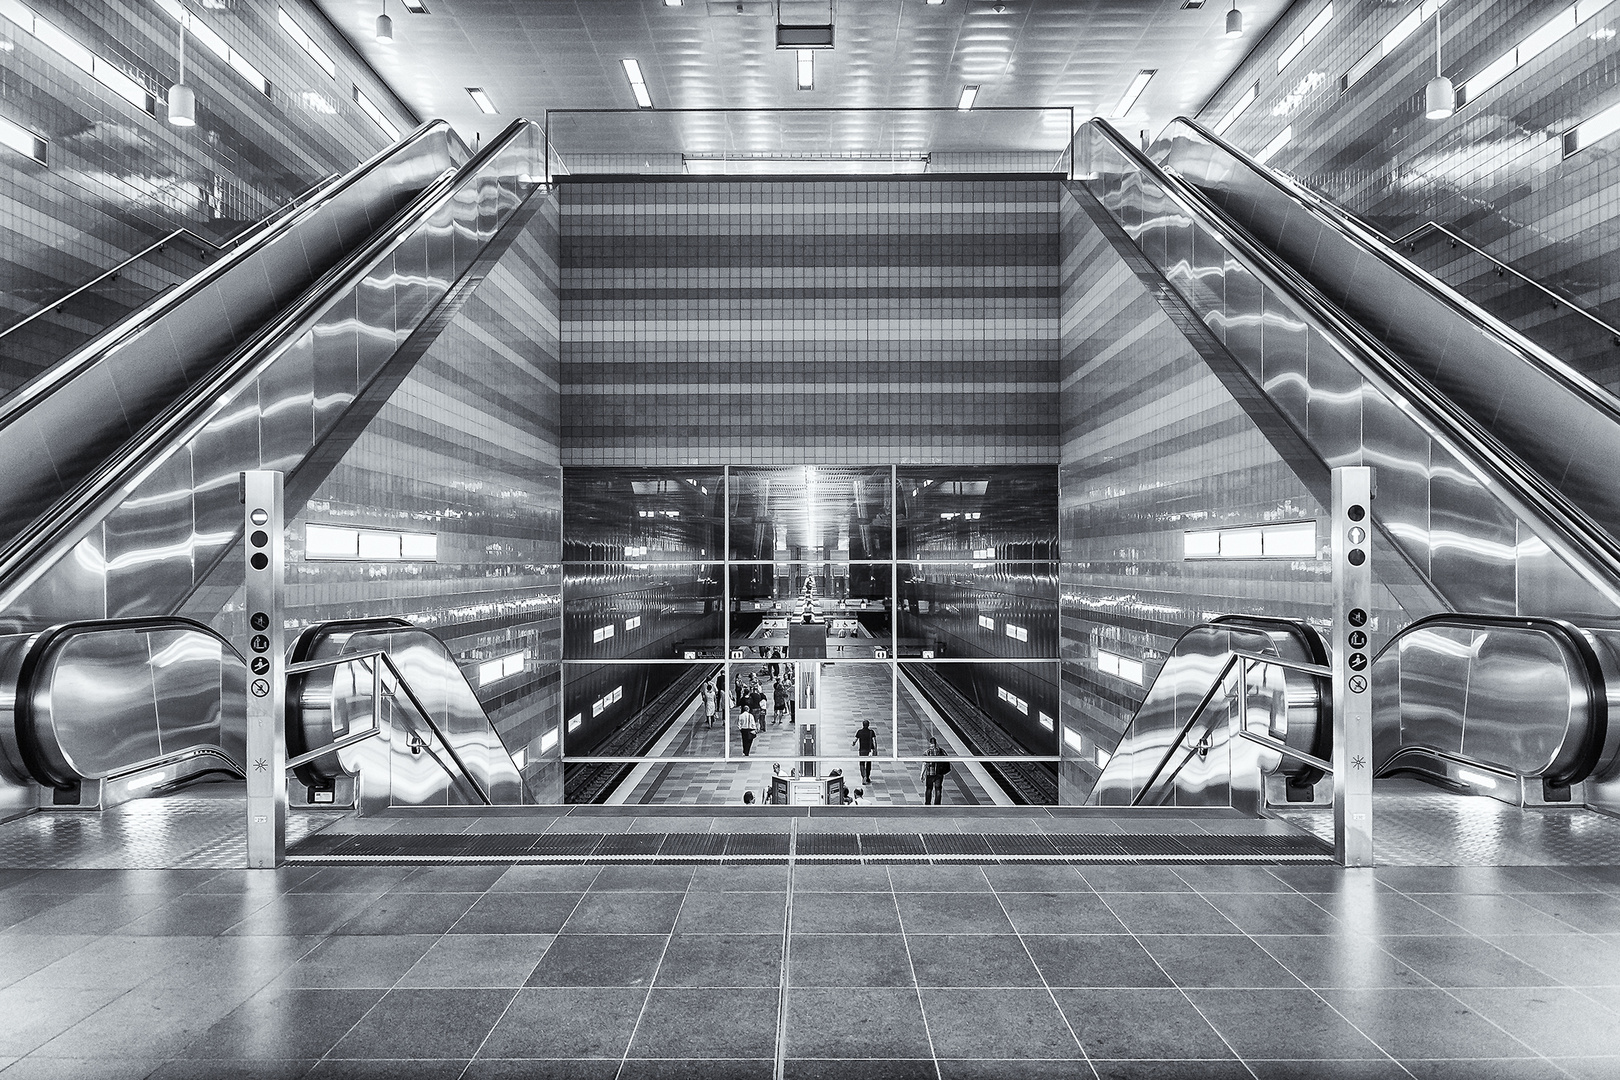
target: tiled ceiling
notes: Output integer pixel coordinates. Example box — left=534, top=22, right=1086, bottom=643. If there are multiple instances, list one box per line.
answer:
left=314, top=0, right=1291, bottom=149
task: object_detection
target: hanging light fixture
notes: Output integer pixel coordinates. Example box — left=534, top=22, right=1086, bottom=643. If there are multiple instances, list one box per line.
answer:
left=168, top=12, right=195, bottom=127
left=1225, top=0, right=1243, bottom=37
left=1425, top=6, right=1454, bottom=119
left=375, top=0, right=393, bottom=43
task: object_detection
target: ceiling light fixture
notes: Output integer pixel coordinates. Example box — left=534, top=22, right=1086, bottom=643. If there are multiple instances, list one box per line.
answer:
left=467, top=87, right=497, bottom=114
left=401, top=0, right=428, bottom=11
left=796, top=49, right=813, bottom=89
left=927, top=0, right=945, bottom=5
left=1425, top=5, right=1454, bottom=119
left=168, top=14, right=195, bottom=126
left=622, top=57, right=653, bottom=108
left=375, top=0, right=392, bottom=42
left=993, top=1, right=1006, bottom=12
left=664, top=0, right=683, bottom=5
left=957, top=84, right=979, bottom=110
left=1225, top=0, right=1243, bottom=37
left=1111, top=69, right=1155, bottom=118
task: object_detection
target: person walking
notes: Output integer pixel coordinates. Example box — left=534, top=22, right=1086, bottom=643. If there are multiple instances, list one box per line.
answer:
left=739, top=704, right=758, bottom=757
left=773, top=679, right=789, bottom=726
left=922, top=737, right=950, bottom=805
left=701, top=679, right=717, bottom=727
left=852, top=720, right=878, bottom=784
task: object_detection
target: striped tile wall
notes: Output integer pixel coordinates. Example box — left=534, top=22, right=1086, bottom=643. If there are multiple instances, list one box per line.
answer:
left=557, top=178, right=1062, bottom=467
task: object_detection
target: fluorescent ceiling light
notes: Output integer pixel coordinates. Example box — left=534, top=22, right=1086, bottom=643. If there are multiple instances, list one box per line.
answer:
left=927, top=0, right=945, bottom=5
left=797, top=49, right=813, bottom=90
left=1255, top=124, right=1291, bottom=164
left=622, top=57, right=653, bottom=108
left=957, top=84, right=978, bottom=110
left=467, top=86, right=497, bottom=114
left=682, top=154, right=929, bottom=175
left=664, top=0, right=683, bottom=5
left=1111, top=69, right=1155, bottom=118
left=0, top=112, right=47, bottom=164
left=153, top=0, right=270, bottom=95
left=1342, top=0, right=1451, bottom=91
left=1276, top=3, right=1332, bottom=72
left=1212, top=82, right=1257, bottom=135
left=278, top=8, right=335, bottom=78
left=401, top=0, right=428, bottom=10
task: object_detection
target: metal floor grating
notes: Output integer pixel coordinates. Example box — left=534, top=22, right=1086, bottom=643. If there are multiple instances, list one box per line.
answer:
left=283, top=830, right=1336, bottom=864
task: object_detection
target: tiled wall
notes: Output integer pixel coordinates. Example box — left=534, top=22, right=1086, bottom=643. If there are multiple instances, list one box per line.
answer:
left=1055, top=186, right=1413, bottom=801
left=557, top=178, right=1062, bottom=467
left=185, top=200, right=564, bottom=798
left=0, top=0, right=415, bottom=376
left=1199, top=0, right=1620, bottom=389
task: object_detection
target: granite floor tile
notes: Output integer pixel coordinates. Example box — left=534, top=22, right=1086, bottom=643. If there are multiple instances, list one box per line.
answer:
left=1135, top=933, right=1307, bottom=989
left=674, top=891, right=787, bottom=933
left=654, top=932, right=784, bottom=987
left=327, top=989, right=516, bottom=1059
left=452, top=892, right=583, bottom=935
left=271, top=934, right=435, bottom=989
left=1022, top=934, right=1174, bottom=988
left=178, top=986, right=385, bottom=1059
left=1451, top=987, right=1620, bottom=1057
left=332, top=892, right=480, bottom=936
left=307, top=1059, right=471, bottom=1079
left=1249, top=934, right=1430, bottom=989
left=1099, top=893, right=1240, bottom=935
left=1381, top=936, right=1561, bottom=988
left=996, top=891, right=1127, bottom=935
left=396, top=933, right=553, bottom=988
left=919, top=988, right=1084, bottom=1059
left=1185, top=988, right=1390, bottom=1060
left=476, top=986, right=648, bottom=1058
left=1055, top=987, right=1235, bottom=1059
left=790, top=892, right=901, bottom=934
left=525, top=933, right=668, bottom=987
left=488, top=866, right=602, bottom=892
left=789, top=933, right=915, bottom=986
left=1088, top=1060, right=1250, bottom=1080
left=782, top=1059, right=938, bottom=1080
left=626, top=987, right=779, bottom=1059
left=903, top=934, right=1044, bottom=987
left=784, top=987, right=933, bottom=1059
left=1320, top=988, right=1541, bottom=1058
left=562, top=891, right=685, bottom=934
left=894, top=892, right=1015, bottom=934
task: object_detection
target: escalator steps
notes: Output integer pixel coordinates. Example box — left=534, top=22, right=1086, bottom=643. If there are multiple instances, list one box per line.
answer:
left=286, top=829, right=1333, bottom=863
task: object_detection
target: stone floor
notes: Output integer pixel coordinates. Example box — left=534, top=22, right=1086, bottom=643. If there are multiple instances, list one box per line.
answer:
left=1, top=860, right=1619, bottom=1078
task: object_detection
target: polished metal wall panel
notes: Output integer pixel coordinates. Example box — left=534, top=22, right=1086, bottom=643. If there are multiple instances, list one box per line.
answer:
left=1223, top=257, right=1269, bottom=390
left=311, top=300, right=361, bottom=440
left=1360, top=389, right=1433, bottom=583
left=1462, top=629, right=1580, bottom=776
left=1392, top=625, right=1473, bottom=767
left=354, top=257, right=402, bottom=384
left=1427, top=452, right=1518, bottom=616
left=102, top=450, right=197, bottom=620
left=147, top=629, right=229, bottom=760
left=1298, top=314, right=1362, bottom=471
left=40, top=632, right=161, bottom=780
left=254, top=332, right=317, bottom=477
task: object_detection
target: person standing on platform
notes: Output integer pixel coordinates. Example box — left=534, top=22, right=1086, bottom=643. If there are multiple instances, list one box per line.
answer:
left=922, top=737, right=950, bottom=805
left=739, top=704, right=758, bottom=756
left=774, top=678, right=789, bottom=726
left=701, top=679, right=717, bottom=727
left=852, top=720, right=878, bottom=784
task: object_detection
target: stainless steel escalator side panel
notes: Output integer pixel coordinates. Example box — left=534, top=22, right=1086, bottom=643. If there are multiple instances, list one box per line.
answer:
left=1156, top=120, right=1620, bottom=551
left=1088, top=623, right=1285, bottom=807
left=1373, top=616, right=1608, bottom=787
left=0, top=122, right=545, bottom=636
left=288, top=619, right=529, bottom=812
left=0, top=125, right=461, bottom=555
left=7, top=619, right=245, bottom=789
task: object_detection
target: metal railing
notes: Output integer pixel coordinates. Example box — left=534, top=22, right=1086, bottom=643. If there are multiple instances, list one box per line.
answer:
left=1391, top=220, right=1620, bottom=349
left=1132, top=650, right=1332, bottom=807
left=284, top=649, right=492, bottom=806
left=0, top=173, right=338, bottom=348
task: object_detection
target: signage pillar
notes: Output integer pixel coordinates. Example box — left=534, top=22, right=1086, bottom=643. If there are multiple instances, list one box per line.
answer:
left=243, top=470, right=286, bottom=868
left=1331, top=466, right=1374, bottom=867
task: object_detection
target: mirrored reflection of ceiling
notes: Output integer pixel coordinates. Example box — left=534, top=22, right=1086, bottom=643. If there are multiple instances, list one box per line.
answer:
left=313, top=0, right=1290, bottom=146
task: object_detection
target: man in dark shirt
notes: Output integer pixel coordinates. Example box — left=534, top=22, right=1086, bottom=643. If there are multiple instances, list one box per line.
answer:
left=922, top=737, right=950, bottom=805
left=852, top=720, right=878, bottom=784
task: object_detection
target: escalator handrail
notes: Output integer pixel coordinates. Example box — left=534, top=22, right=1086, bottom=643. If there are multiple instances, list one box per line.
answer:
left=0, top=118, right=541, bottom=612
left=1083, top=118, right=1620, bottom=607
left=1163, top=115, right=1620, bottom=433
left=0, top=121, right=460, bottom=432
left=1368, top=612, right=1609, bottom=787
left=11, top=616, right=245, bottom=788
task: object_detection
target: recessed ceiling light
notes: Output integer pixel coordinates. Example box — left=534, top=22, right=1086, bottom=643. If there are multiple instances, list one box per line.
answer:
left=467, top=87, right=497, bottom=114
left=1111, top=69, right=1155, bottom=117
left=401, top=0, right=427, bottom=11
left=957, top=84, right=979, bottom=110
left=797, top=49, right=813, bottom=90
left=663, top=0, right=682, bottom=6
left=622, top=58, right=653, bottom=108
left=926, top=0, right=945, bottom=5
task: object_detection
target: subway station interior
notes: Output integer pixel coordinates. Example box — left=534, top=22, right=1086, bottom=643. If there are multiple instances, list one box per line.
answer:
left=5, top=0, right=1620, bottom=1075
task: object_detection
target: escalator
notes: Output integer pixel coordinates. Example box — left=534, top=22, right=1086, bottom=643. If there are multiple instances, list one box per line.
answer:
left=0, top=116, right=547, bottom=637
left=0, top=615, right=528, bottom=812
left=1074, top=117, right=1620, bottom=810
left=0, top=119, right=551, bottom=814
left=1147, top=116, right=1620, bottom=564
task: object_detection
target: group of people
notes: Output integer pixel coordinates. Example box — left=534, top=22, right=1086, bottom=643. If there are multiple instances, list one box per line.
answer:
left=705, top=658, right=795, bottom=757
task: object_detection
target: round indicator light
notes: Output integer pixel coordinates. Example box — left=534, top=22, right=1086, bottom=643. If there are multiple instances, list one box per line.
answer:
left=250, top=508, right=268, bottom=526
